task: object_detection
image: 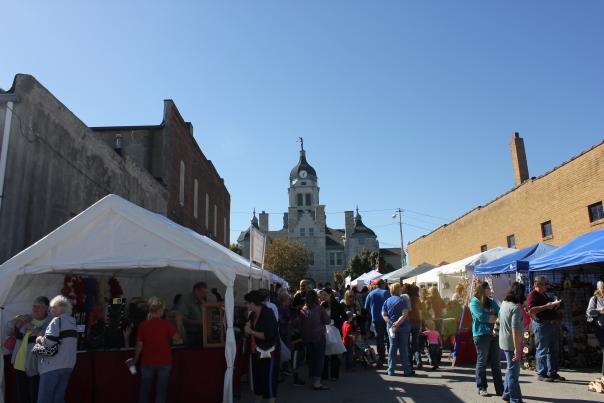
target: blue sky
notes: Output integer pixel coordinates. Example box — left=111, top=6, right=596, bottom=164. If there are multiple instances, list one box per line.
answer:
left=2, top=1, right=603, bottom=253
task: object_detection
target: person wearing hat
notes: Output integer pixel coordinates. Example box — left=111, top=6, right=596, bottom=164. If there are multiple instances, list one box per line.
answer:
left=6, top=296, right=51, bottom=403
left=364, top=279, right=390, bottom=367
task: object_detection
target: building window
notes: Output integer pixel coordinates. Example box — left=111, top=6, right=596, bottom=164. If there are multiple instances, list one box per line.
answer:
left=329, top=252, right=335, bottom=266
left=299, top=228, right=305, bottom=237
left=336, top=252, right=343, bottom=266
left=506, top=235, right=516, bottom=248
left=359, top=237, right=365, bottom=245
left=541, top=221, right=553, bottom=238
left=309, top=252, right=314, bottom=265
left=588, top=201, right=604, bottom=222
left=305, top=194, right=312, bottom=206
left=308, top=228, right=314, bottom=237
left=205, top=194, right=210, bottom=229
left=297, top=193, right=303, bottom=206
left=301, top=181, right=307, bottom=186
left=480, top=244, right=487, bottom=252
left=179, top=160, right=185, bottom=206
left=224, top=217, right=227, bottom=245
left=193, top=179, right=199, bottom=219
left=214, top=205, right=218, bottom=237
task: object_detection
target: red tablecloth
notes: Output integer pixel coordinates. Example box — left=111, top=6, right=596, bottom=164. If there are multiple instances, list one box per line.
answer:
left=4, top=344, right=242, bottom=403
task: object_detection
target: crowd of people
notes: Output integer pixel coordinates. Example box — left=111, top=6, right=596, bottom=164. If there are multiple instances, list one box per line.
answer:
left=243, top=278, right=466, bottom=402
left=6, top=276, right=604, bottom=403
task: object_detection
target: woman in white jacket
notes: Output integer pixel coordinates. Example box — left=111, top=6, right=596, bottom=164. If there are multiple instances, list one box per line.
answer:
left=35, top=295, right=78, bottom=403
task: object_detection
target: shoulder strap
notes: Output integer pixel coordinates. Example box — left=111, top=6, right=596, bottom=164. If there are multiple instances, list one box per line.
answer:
left=387, top=297, right=404, bottom=318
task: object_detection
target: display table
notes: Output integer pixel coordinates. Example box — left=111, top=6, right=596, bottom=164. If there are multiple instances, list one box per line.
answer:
left=4, top=343, right=243, bottom=403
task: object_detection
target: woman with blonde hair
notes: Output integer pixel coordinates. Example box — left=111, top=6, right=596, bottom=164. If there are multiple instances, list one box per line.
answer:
left=381, top=283, right=413, bottom=376
left=134, top=297, right=180, bottom=403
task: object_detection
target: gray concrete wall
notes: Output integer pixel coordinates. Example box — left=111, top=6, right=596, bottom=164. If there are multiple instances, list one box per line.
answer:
left=0, top=74, right=168, bottom=263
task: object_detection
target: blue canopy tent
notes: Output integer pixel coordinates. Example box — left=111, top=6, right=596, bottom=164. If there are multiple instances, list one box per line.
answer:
left=474, top=243, right=557, bottom=275
left=530, top=228, right=604, bottom=271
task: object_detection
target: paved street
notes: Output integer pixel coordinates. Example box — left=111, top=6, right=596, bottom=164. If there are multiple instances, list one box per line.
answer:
left=241, top=356, right=604, bottom=403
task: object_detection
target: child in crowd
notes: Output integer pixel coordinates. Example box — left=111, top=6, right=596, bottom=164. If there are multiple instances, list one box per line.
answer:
left=422, top=320, right=442, bottom=370
left=341, top=311, right=358, bottom=370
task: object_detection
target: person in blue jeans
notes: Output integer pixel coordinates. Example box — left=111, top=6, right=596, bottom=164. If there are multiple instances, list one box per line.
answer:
left=499, top=282, right=526, bottom=403
left=381, top=283, right=413, bottom=377
left=469, top=282, right=503, bottom=397
left=35, top=295, right=78, bottom=403
left=526, top=276, right=564, bottom=383
left=365, top=279, right=390, bottom=367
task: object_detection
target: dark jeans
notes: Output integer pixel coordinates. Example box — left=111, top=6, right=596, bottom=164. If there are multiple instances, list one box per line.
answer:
left=373, top=320, right=389, bottom=362
left=345, top=345, right=354, bottom=369
left=502, top=350, right=522, bottom=403
left=305, top=339, right=326, bottom=381
left=37, top=368, right=72, bottom=403
left=532, top=321, right=559, bottom=378
left=473, top=334, right=503, bottom=395
left=410, top=322, right=422, bottom=367
left=595, top=325, right=604, bottom=375
left=428, top=344, right=442, bottom=367
left=139, top=365, right=171, bottom=403
left=321, top=354, right=340, bottom=380
left=15, top=370, right=39, bottom=403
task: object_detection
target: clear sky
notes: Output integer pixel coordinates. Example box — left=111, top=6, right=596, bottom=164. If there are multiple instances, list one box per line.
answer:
left=2, top=1, right=603, bottom=254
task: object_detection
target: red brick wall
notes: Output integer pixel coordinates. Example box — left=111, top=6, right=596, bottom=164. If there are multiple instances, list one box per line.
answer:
left=164, top=102, right=230, bottom=246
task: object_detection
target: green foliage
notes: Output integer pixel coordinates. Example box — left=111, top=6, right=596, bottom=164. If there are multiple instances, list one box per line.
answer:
left=343, top=250, right=395, bottom=279
left=229, top=243, right=242, bottom=255
left=264, top=239, right=309, bottom=286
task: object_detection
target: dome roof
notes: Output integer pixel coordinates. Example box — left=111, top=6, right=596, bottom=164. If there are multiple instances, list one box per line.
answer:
left=354, top=209, right=376, bottom=237
left=289, top=150, right=317, bottom=180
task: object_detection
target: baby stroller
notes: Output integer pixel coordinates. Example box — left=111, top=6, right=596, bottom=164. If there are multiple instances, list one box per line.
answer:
left=353, top=338, right=377, bottom=368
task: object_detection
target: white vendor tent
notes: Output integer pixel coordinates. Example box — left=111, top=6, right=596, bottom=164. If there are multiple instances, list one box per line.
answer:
left=0, top=194, right=286, bottom=403
left=416, top=247, right=516, bottom=299
left=380, top=266, right=413, bottom=282
left=350, top=270, right=381, bottom=289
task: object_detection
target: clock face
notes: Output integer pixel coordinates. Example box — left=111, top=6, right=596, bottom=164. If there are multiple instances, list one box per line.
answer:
left=299, top=170, right=308, bottom=178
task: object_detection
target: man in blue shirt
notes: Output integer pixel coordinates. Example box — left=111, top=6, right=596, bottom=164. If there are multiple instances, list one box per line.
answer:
left=382, top=283, right=413, bottom=376
left=365, top=280, right=390, bottom=366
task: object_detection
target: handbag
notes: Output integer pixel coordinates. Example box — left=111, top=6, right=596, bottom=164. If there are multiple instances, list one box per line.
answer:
left=325, top=324, right=346, bottom=355
left=3, top=336, right=16, bottom=352
left=32, top=318, right=61, bottom=357
left=279, top=338, right=291, bottom=364
left=587, top=296, right=600, bottom=323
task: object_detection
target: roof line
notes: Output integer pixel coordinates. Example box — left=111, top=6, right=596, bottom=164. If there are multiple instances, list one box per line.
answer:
left=409, top=139, right=604, bottom=245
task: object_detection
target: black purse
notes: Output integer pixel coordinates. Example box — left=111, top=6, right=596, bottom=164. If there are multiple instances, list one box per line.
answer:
left=32, top=318, right=61, bottom=357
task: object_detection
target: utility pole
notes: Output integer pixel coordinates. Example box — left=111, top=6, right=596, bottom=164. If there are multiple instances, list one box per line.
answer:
left=393, top=208, right=407, bottom=267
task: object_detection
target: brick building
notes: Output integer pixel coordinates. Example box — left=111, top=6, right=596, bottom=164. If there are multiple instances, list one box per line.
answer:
left=408, top=133, right=604, bottom=266
left=0, top=74, right=229, bottom=264
left=91, top=101, right=230, bottom=246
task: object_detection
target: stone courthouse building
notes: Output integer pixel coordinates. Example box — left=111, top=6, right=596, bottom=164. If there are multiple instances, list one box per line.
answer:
left=238, top=142, right=380, bottom=283
left=408, top=133, right=604, bottom=266
left=0, top=74, right=230, bottom=264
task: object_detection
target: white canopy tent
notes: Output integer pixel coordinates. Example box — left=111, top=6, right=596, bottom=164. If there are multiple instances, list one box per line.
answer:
left=350, top=270, right=381, bottom=289
left=0, top=194, right=287, bottom=403
left=415, top=247, right=516, bottom=299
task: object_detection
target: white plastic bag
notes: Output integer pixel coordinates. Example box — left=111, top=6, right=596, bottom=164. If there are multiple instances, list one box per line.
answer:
left=325, top=324, right=347, bottom=355
left=280, top=338, right=291, bottom=364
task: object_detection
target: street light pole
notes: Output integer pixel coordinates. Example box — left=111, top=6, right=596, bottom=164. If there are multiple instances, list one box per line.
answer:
left=393, top=208, right=407, bottom=267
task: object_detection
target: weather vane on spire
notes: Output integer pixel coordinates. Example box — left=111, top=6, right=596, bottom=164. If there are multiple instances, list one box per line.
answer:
left=297, top=137, right=304, bottom=151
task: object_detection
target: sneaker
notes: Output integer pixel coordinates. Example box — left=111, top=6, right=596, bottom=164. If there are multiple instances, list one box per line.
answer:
left=551, top=374, right=566, bottom=382
left=537, top=375, right=553, bottom=382
left=478, top=390, right=489, bottom=397
left=502, top=396, right=510, bottom=402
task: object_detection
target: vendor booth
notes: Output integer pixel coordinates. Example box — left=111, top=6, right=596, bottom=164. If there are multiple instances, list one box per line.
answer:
left=527, top=228, right=604, bottom=369
left=350, top=270, right=381, bottom=290
left=416, top=247, right=516, bottom=300
left=473, top=243, right=556, bottom=301
left=0, top=195, right=287, bottom=403
left=379, top=266, right=413, bottom=283
left=398, top=263, right=436, bottom=284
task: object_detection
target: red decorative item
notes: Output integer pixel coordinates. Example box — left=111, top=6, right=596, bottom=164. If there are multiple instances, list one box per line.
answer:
left=61, top=274, right=86, bottom=312
left=108, top=277, right=123, bottom=298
